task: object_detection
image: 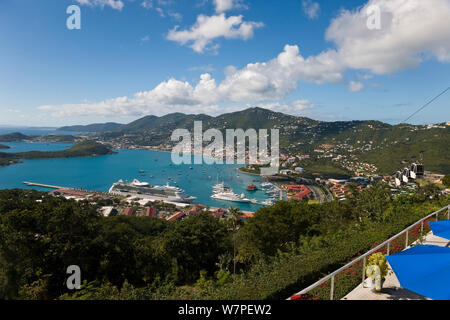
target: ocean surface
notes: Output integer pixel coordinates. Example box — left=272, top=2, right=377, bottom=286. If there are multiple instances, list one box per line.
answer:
left=0, top=141, right=272, bottom=211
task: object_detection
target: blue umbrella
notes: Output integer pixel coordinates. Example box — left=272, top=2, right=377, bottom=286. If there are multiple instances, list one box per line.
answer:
left=429, top=220, right=450, bottom=240
left=386, top=245, right=450, bottom=300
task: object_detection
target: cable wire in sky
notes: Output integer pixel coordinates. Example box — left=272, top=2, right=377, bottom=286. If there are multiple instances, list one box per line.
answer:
left=401, top=86, right=450, bottom=124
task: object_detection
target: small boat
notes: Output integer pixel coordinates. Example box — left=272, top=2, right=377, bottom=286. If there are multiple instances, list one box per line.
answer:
left=261, top=199, right=275, bottom=206
left=261, top=182, right=273, bottom=188
left=246, top=184, right=258, bottom=191
left=139, top=170, right=146, bottom=173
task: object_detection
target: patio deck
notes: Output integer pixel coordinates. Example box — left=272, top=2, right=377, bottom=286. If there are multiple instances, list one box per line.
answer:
left=342, top=232, right=450, bottom=300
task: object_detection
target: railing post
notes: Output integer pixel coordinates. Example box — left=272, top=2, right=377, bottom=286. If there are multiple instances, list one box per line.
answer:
left=330, top=276, right=335, bottom=301
left=387, top=241, right=390, bottom=256
left=362, top=256, right=366, bottom=285
left=447, top=206, right=449, bottom=220
left=436, top=212, right=439, bottom=222
left=405, top=230, right=409, bottom=248
left=421, top=221, right=424, bottom=233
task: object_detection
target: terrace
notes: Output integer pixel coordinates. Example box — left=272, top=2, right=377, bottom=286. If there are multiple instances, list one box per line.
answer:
left=289, top=205, right=450, bottom=300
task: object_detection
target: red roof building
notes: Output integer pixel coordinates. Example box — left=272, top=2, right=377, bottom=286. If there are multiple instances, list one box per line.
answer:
left=167, top=211, right=185, bottom=222
left=209, top=208, right=226, bottom=218
left=124, top=207, right=135, bottom=217
left=239, top=213, right=255, bottom=219
left=284, top=185, right=311, bottom=201
left=145, top=207, right=157, bottom=218
left=293, top=186, right=311, bottom=200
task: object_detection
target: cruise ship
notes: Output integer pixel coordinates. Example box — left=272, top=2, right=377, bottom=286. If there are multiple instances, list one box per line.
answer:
left=109, top=179, right=196, bottom=203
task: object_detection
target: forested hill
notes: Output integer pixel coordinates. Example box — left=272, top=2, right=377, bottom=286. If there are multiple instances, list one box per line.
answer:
left=36, top=107, right=450, bottom=174
left=58, top=122, right=123, bottom=133
left=0, top=132, right=32, bottom=142
left=94, top=107, right=450, bottom=174
left=0, top=141, right=115, bottom=166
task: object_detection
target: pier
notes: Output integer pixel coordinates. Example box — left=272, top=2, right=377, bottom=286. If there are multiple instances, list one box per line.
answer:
left=22, top=181, right=69, bottom=190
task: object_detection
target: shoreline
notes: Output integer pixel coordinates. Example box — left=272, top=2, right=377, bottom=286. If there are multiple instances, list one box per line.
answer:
left=236, top=168, right=261, bottom=176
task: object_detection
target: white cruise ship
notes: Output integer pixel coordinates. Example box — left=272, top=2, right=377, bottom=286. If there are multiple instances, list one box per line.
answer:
left=109, top=179, right=196, bottom=203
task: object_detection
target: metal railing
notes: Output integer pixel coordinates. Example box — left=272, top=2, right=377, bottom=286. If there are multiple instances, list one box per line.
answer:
left=290, top=204, right=450, bottom=300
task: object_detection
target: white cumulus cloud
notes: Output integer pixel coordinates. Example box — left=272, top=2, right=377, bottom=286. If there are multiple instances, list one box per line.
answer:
left=326, top=0, right=450, bottom=74
left=213, top=0, right=246, bottom=13
left=167, top=13, right=263, bottom=53
left=75, top=0, right=124, bottom=10
left=40, top=0, right=450, bottom=118
left=302, top=0, right=320, bottom=19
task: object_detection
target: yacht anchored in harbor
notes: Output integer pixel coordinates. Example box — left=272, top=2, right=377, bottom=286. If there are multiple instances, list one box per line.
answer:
left=109, top=179, right=196, bottom=203
left=211, top=190, right=253, bottom=203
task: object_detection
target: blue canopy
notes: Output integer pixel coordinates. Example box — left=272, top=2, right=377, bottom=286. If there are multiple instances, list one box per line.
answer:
left=429, top=220, right=450, bottom=240
left=386, top=245, right=450, bottom=300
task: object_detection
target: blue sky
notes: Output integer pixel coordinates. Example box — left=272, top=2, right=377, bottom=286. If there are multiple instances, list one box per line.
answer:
left=0, top=0, right=449, bottom=127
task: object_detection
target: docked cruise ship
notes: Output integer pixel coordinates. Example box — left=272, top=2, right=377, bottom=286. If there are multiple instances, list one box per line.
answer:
left=109, top=179, right=196, bottom=203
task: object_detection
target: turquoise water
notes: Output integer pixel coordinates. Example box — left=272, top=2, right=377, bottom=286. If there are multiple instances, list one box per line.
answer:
left=0, top=142, right=269, bottom=211
left=1, top=141, right=73, bottom=153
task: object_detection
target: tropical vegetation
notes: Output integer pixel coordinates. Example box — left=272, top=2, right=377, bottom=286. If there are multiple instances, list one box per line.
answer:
left=0, top=182, right=448, bottom=300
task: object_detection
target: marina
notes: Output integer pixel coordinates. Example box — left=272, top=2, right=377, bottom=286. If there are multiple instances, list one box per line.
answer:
left=1, top=142, right=280, bottom=211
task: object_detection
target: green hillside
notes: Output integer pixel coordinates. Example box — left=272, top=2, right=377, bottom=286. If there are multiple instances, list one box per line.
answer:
left=358, top=128, right=450, bottom=174
left=0, top=132, right=31, bottom=142
left=0, top=141, right=115, bottom=166
left=70, top=107, right=449, bottom=175
left=59, top=122, right=123, bottom=133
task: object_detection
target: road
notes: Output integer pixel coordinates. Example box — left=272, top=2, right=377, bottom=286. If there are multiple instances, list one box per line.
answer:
left=308, top=185, right=333, bottom=203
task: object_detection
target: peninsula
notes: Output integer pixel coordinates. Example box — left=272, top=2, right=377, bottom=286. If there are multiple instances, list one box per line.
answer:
left=0, top=140, right=116, bottom=167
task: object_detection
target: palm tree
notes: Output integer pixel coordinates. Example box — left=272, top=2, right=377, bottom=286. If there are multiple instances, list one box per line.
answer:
left=227, top=207, right=242, bottom=274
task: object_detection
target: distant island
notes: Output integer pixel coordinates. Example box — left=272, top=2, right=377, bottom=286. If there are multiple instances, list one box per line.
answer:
left=0, top=140, right=116, bottom=167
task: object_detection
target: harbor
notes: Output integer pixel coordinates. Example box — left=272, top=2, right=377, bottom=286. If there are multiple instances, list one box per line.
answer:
left=22, top=176, right=284, bottom=209
left=0, top=145, right=269, bottom=212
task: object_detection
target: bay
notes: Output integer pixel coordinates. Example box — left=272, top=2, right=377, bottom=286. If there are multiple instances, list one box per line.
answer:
left=0, top=142, right=270, bottom=211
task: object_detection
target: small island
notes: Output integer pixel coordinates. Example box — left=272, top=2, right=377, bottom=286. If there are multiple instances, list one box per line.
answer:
left=0, top=144, right=10, bottom=149
left=0, top=140, right=116, bottom=167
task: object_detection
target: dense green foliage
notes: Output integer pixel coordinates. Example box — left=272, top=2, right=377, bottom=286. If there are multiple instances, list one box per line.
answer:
left=0, top=189, right=229, bottom=299
left=0, top=183, right=448, bottom=300
left=443, top=175, right=450, bottom=187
